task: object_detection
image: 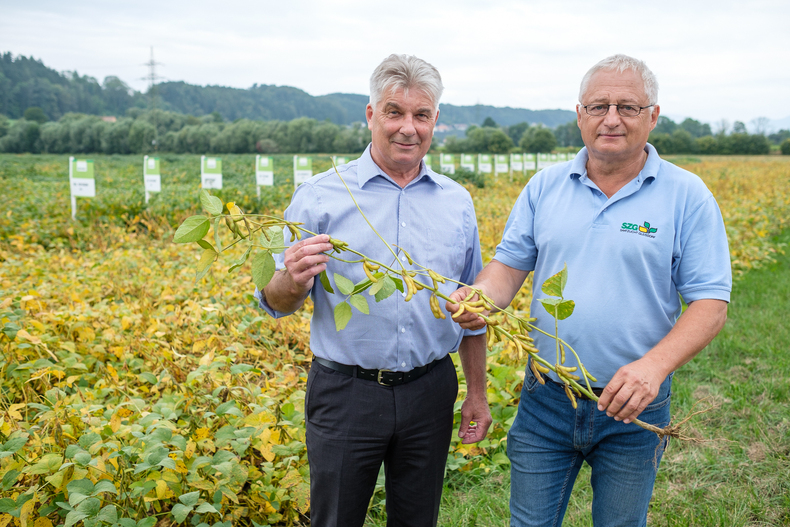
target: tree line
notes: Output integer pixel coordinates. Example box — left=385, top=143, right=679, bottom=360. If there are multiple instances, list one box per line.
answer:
left=441, top=115, right=790, bottom=156
left=0, top=109, right=371, bottom=155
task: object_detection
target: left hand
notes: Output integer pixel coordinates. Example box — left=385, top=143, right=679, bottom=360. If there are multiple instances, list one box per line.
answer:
left=458, top=394, right=492, bottom=444
left=596, top=357, right=666, bottom=424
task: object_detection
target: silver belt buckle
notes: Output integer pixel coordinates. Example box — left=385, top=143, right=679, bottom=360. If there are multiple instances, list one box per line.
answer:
left=377, top=369, right=391, bottom=385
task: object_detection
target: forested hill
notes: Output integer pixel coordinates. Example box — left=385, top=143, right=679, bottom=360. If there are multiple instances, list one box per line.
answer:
left=0, top=51, right=576, bottom=127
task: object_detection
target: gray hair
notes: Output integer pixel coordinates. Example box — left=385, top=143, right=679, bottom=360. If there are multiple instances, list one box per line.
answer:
left=579, top=54, right=658, bottom=107
left=369, top=54, right=444, bottom=111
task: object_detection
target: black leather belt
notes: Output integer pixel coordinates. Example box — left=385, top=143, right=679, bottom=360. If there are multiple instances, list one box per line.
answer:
left=545, top=376, right=604, bottom=401
left=313, top=356, right=444, bottom=387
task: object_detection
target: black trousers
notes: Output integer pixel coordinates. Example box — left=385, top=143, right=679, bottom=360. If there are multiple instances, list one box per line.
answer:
left=305, top=354, right=458, bottom=527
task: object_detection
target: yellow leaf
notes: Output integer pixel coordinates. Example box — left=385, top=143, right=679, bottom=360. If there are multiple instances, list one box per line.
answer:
left=194, top=428, right=210, bottom=441
left=0, top=514, right=12, bottom=527
left=65, top=376, right=81, bottom=388
left=28, top=320, right=45, bottom=332
left=15, top=329, right=41, bottom=345
left=184, top=441, right=196, bottom=459
left=109, top=413, right=122, bottom=433
left=8, top=404, right=25, bottom=421
left=0, top=422, right=11, bottom=436
left=19, top=494, right=35, bottom=527
left=0, top=298, right=12, bottom=309
left=198, top=351, right=214, bottom=367
left=155, top=479, right=169, bottom=500
left=121, top=316, right=133, bottom=331
left=34, top=518, right=53, bottom=527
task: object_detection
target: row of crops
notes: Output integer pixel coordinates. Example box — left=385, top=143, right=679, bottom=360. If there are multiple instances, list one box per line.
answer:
left=1, top=154, right=789, bottom=526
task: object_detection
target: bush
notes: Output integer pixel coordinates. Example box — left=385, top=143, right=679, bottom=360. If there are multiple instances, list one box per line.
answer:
left=781, top=138, right=790, bottom=155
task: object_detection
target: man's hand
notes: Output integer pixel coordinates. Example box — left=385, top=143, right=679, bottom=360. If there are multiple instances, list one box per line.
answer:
left=458, top=394, right=492, bottom=444
left=281, top=234, right=334, bottom=293
left=446, top=286, right=488, bottom=331
left=596, top=356, right=665, bottom=424
left=263, top=234, right=334, bottom=313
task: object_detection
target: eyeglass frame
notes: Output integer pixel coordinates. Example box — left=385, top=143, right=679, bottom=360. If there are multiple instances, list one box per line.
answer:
left=578, top=103, right=655, bottom=117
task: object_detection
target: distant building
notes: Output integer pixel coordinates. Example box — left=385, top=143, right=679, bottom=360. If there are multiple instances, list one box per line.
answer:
left=101, top=116, right=117, bottom=123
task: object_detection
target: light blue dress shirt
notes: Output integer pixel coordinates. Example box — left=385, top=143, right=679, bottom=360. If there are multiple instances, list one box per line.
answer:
left=256, top=145, right=484, bottom=372
left=494, top=143, right=732, bottom=386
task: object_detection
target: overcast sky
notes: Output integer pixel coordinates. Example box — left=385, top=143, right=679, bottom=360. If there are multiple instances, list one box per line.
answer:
left=2, top=0, right=789, bottom=129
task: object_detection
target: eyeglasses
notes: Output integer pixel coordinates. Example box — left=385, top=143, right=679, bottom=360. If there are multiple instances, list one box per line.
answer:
left=580, top=103, right=654, bottom=117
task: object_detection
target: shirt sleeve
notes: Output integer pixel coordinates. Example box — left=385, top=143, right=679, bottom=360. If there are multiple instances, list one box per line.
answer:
left=493, top=181, right=538, bottom=271
left=254, top=182, right=322, bottom=318
left=673, top=194, right=732, bottom=302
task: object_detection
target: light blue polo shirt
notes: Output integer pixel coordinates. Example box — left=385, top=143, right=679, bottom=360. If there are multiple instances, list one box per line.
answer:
left=256, top=144, right=485, bottom=372
left=494, top=143, right=732, bottom=386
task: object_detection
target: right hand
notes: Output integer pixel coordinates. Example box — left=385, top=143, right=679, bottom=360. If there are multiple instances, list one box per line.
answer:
left=446, top=286, right=488, bottom=331
left=282, top=234, right=335, bottom=294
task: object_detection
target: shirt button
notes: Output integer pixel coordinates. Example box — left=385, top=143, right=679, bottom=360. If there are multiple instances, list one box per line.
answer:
left=401, top=222, right=406, bottom=227
left=401, top=362, right=406, bottom=367
left=401, top=327, right=406, bottom=333
left=401, top=255, right=407, bottom=262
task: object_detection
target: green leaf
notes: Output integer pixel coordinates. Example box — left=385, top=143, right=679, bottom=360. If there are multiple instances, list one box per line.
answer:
left=196, top=248, right=217, bottom=282
left=93, top=479, right=118, bottom=495
left=25, top=453, right=63, bottom=475
left=348, top=294, right=369, bottom=315
left=76, top=497, right=101, bottom=516
left=173, top=216, right=210, bottom=244
left=195, top=503, right=219, bottom=514
left=374, top=275, right=397, bottom=302
left=251, top=251, right=276, bottom=290
left=179, top=491, right=201, bottom=508
left=196, top=239, right=214, bottom=252
left=1, top=469, right=20, bottom=490
left=0, top=498, right=16, bottom=513
left=541, top=263, right=568, bottom=298
left=200, top=190, right=223, bottom=216
left=171, top=503, right=192, bottom=524
left=228, top=246, right=251, bottom=273
left=555, top=300, right=576, bottom=320
left=64, top=510, right=89, bottom=527
left=230, top=363, right=254, bottom=374
left=319, top=270, right=334, bottom=294
left=334, top=302, right=352, bottom=331
left=215, top=401, right=240, bottom=416
left=333, top=273, right=355, bottom=296
left=1, top=437, right=28, bottom=454
left=260, top=227, right=285, bottom=254
left=97, top=504, right=118, bottom=524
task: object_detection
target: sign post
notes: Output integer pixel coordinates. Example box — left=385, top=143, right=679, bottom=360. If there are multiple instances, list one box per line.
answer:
left=143, top=156, right=161, bottom=204
left=477, top=154, right=492, bottom=175
left=494, top=154, right=509, bottom=176
left=69, top=157, right=95, bottom=220
left=332, top=155, right=348, bottom=167
left=440, top=153, right=455, bottom=174
left=293, top=156, right=312, bottom=188
left=510, top=153, right=524, bottom=178
left=525, top=153, right=537, bottom=172
left=423, top=154, right=433, bottom=171
left=201, top=156, right=223, bottom=189
left=255, top=155, right=274, bottom=198
left=460, top=153, right=475, bottom=172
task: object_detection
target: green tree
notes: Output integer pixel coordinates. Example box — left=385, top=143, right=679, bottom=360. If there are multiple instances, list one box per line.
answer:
left=0, top=119, right=41, bottom=153
left=652, top=116, right=677, bottom=135
left=768, top=129, right=790, bottom=145
left=732, top=121, right=747, bottom=134
left=23, top=106, right=48, bottom=123
left=553, top=121, right=583, bottom=147
left=128, top=119, right=157, bottom=153
left=781, top=138, right=790, bottom=155
left=520, top=127, right=557, bottom=153
left=505, top=122, right=529, bottom=145
left=481, top=116, right=498, bottom=128
left=678, top=118, right=712, bottom=138
left=0, top=113, right=9, bottom=137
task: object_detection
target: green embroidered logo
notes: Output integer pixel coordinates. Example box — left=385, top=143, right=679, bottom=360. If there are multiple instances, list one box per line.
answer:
left=638, top=222, right=657, bottom=234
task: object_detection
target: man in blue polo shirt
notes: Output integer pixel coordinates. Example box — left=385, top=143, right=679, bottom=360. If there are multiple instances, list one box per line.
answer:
left=449, top=54, right=731, bottom=526
left=255, top=54, right=491, bottom=527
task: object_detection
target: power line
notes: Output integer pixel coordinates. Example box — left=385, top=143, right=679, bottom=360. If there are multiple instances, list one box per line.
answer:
left=141, top=47, right=164, bottom=151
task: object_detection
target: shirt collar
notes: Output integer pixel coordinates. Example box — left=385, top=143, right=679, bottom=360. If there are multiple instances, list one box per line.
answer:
left=356, top=143, right=444, bottom=189
left=569, top=143, right=660, bottom=185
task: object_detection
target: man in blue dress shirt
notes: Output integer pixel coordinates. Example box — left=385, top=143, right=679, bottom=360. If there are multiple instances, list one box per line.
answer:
left=450, top=55, right=731, bottom=526
left=256, top=54, right=492, bottom=527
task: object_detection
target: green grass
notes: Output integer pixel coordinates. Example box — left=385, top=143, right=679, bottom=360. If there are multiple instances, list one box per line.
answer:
left=367, top=230, right=790, bottom=527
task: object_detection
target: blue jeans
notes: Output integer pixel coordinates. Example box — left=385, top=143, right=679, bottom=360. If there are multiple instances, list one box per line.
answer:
left=507, top=364, right=672, bottom=527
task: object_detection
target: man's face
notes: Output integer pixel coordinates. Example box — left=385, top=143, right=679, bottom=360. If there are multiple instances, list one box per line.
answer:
left=366, top=87, right=437, bottom=178
left=577, top=68, right=659, bottom=162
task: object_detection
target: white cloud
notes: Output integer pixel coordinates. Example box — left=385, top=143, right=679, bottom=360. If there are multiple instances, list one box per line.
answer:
left=1, top=0, right=788, bottom=123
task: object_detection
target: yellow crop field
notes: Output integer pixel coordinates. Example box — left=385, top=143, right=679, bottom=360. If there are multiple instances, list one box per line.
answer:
left=0, top=155, right=788, bottom=526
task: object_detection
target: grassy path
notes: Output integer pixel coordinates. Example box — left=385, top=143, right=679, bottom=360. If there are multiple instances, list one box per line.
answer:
left=411, top=231, right=790, bottom=527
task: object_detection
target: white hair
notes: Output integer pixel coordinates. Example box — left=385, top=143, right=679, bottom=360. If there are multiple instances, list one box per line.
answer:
left=369, top=54, right=444, bottom=111
left=579, top=54, right=658, bottom=108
